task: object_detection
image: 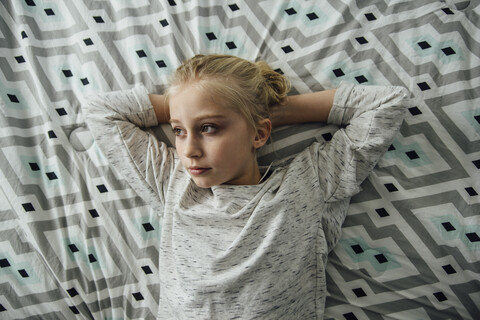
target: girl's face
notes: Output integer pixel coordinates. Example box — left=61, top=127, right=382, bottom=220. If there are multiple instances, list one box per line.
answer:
left=169, top=84, right=267, bottom=188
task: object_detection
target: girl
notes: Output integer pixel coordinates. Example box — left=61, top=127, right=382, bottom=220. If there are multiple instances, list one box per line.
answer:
left=83, top=54, right=408, bottom=319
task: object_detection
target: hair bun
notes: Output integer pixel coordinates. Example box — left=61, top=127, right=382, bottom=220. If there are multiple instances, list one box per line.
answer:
left=255, top=61, right=291, bottom=107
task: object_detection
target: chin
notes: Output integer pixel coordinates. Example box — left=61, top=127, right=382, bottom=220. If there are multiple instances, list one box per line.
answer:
left=191, top=178, right=217, bottom=188
left=194, top=183, right=212, bottom=189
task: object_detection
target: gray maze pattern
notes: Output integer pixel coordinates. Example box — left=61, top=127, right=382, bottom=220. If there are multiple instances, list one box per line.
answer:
left=0, top=0, right=479, bottom=319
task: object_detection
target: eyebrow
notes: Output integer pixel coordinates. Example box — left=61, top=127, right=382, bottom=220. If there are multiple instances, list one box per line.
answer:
left=169, top=114, right=227, bottom=124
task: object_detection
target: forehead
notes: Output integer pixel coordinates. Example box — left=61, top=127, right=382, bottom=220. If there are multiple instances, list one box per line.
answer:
left=168, top=85, right=240, bottom=123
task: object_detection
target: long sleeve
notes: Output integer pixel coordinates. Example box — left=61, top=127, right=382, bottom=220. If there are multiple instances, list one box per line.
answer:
left=314, top=82, right=409, bottom=202
left=82, top=85, right=175, bottom=212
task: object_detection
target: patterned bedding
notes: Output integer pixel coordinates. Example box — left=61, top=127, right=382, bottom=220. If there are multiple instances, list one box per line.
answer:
left=0, top=0, right=479, bottom=319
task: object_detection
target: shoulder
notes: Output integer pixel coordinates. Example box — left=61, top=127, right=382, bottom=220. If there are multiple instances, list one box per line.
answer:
left=269, top=145, right=320, bottom=181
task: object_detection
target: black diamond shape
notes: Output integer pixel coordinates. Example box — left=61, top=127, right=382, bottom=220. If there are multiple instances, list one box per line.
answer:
left=15, top=55, right=26, bottom=63
left=143, top=223, right=154, bottom=232
left=168, top=0, right=176, bottom=5
left=67, top=288, right=79, bottom=297
left=322, top=132, right=333, bottom=141
left=44, top=8, right=55, bottom=16
left=375, top=254, right=388, bottom=264
left=417, top=41, right=431, bottom=50
left=473, top=159, right=480, bottom=169
left=343, top=312, right=359, bottom=320
left=376, top=208, right=389, bottom=217
left=406, top=150, right=419, bottom=160
left=142, top=265, right=153, bottom=274
left=353, top=288, right=367, bottom=297
left=56, top=108, right=67, bottom=116
left=384, top=183, right=398, bottom=192
left=25, top=0, right=36, bottom=6
left=409, top=106, right=422, bottom=116
left=206, top=32, right=217, bottom=40
left=333, top=68, right=345, bottom=77
left=156, top=60, right=167, bottom=68
left=307, top=12, right=319, bottom=20
left=434, top=291, right=447, bottom=302
left=68, top=244, right=79, bottom=253
left=83, top=38, right=93, bottom=46
left=97, top=184, right=108, bottom=193
left=442, top=264, right=456, bottom=274
left=0, top=258, right=11, bottom=268
left=88, top=254, right=97, bottom=263
left=442, top=8, right=454, bottom=15
left=93, top=16, right=104, bottom=23
left=69, top=306, right=80, bottom=314
left=18, top=269, right=29, bottom=278
left=48, top=130, right=57, bottom=138
left=351, top=244, right=364, bottom=254
left=81, top=78, right=89, bottom=86
left=442, top=222, right=456, bottom=232
left=465, top=187, right=478, bottom=196
left=282, top=45, right=294, bottom=53
left=133, top=292, right=144, bottom=301
left=62, top=69, right=73, bottom=77
left=136, top=50, right=147, bottom=58
left=388, top=144, right=396, bottom=151
left=229, top=4, right=240, bottom=11
left=160, top=19, right=169, bottom=27
left=285, top=8, right=297, bottom=15
left=0, top=304, right=6, bottom=312
left=89, top=209, right=99, bottom=218
left=29, top=162, right=40, bottom=171
left=355, top=75, right=368, bottom=84
left=356, top=37, right=368, bottom=44
left=8, top=94, right=19, bottom=103
left=21, top=31, right=28, bottom=39
left=226, top=41, right=237, bottom=49
left=475, top=115, right=480, bottom=124
left=466, top=232, right=480, bottom=242
left=442, top=47, right=456, bottom=56
left=22, top=203, right=35, bottom=212
left=46, top=172, right=58, bottom=180
left=274, top=68, right=284, bottom=74
left=365, top=13, right=376, bottom=21
left=417, top=82, right=431, bottom=91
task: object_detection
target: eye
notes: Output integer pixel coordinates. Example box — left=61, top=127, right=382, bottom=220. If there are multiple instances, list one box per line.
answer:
left=172, top=127, right=186, bottom=137
left=201, top=124, right=217, bottom=134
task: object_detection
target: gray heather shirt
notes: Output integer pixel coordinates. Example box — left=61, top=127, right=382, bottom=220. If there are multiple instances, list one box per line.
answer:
left=83, top=82, right=408, bottom=319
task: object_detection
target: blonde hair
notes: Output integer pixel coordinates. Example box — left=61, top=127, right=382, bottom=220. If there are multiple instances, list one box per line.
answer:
left=165, top=54, right=290, bottom=130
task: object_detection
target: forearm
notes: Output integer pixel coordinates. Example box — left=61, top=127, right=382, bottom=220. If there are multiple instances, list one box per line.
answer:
left=270, top=89, right=336, bottom=127
left=84, top=86, right=158, bottom=129
left=148, top=94, right=170, bottom=124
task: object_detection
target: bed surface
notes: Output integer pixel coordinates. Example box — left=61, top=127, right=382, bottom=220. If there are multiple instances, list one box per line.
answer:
left=1, top=1, right=479, bottom=319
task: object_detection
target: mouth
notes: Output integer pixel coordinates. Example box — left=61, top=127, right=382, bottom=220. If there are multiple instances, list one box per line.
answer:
left=188, top=167, right=211, bottom=176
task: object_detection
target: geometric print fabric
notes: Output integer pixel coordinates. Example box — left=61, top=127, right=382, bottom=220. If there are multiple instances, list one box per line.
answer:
left=0, top=0, right=479, bottom=319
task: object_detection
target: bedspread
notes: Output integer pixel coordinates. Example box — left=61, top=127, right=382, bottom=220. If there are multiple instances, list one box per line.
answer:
left=0, top=1, right=479, bottom=319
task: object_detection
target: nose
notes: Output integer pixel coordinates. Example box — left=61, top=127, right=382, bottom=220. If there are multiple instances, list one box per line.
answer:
left=183, top=134, right=202, bottom=158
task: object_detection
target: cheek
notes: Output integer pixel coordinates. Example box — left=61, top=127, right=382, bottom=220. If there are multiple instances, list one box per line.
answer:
left=217, top=134, right=255, bottom=161
left=174, top=140, right=188, bottom=163
left=176, top=140, right=184, bottom=153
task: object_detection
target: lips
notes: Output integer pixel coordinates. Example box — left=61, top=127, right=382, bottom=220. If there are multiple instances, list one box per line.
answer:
left=188, top=167, right=211, bottom=176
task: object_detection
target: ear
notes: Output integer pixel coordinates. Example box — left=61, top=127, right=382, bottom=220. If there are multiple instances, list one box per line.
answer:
left=253, top=119, right=272, bottom=149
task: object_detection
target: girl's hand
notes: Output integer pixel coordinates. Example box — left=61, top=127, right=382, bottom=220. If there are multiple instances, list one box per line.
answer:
left=149, top=94, right=170, bottom=124
left=269, top=89, right=336, bottom=127
left=269, top=100, right=291, bottom=128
